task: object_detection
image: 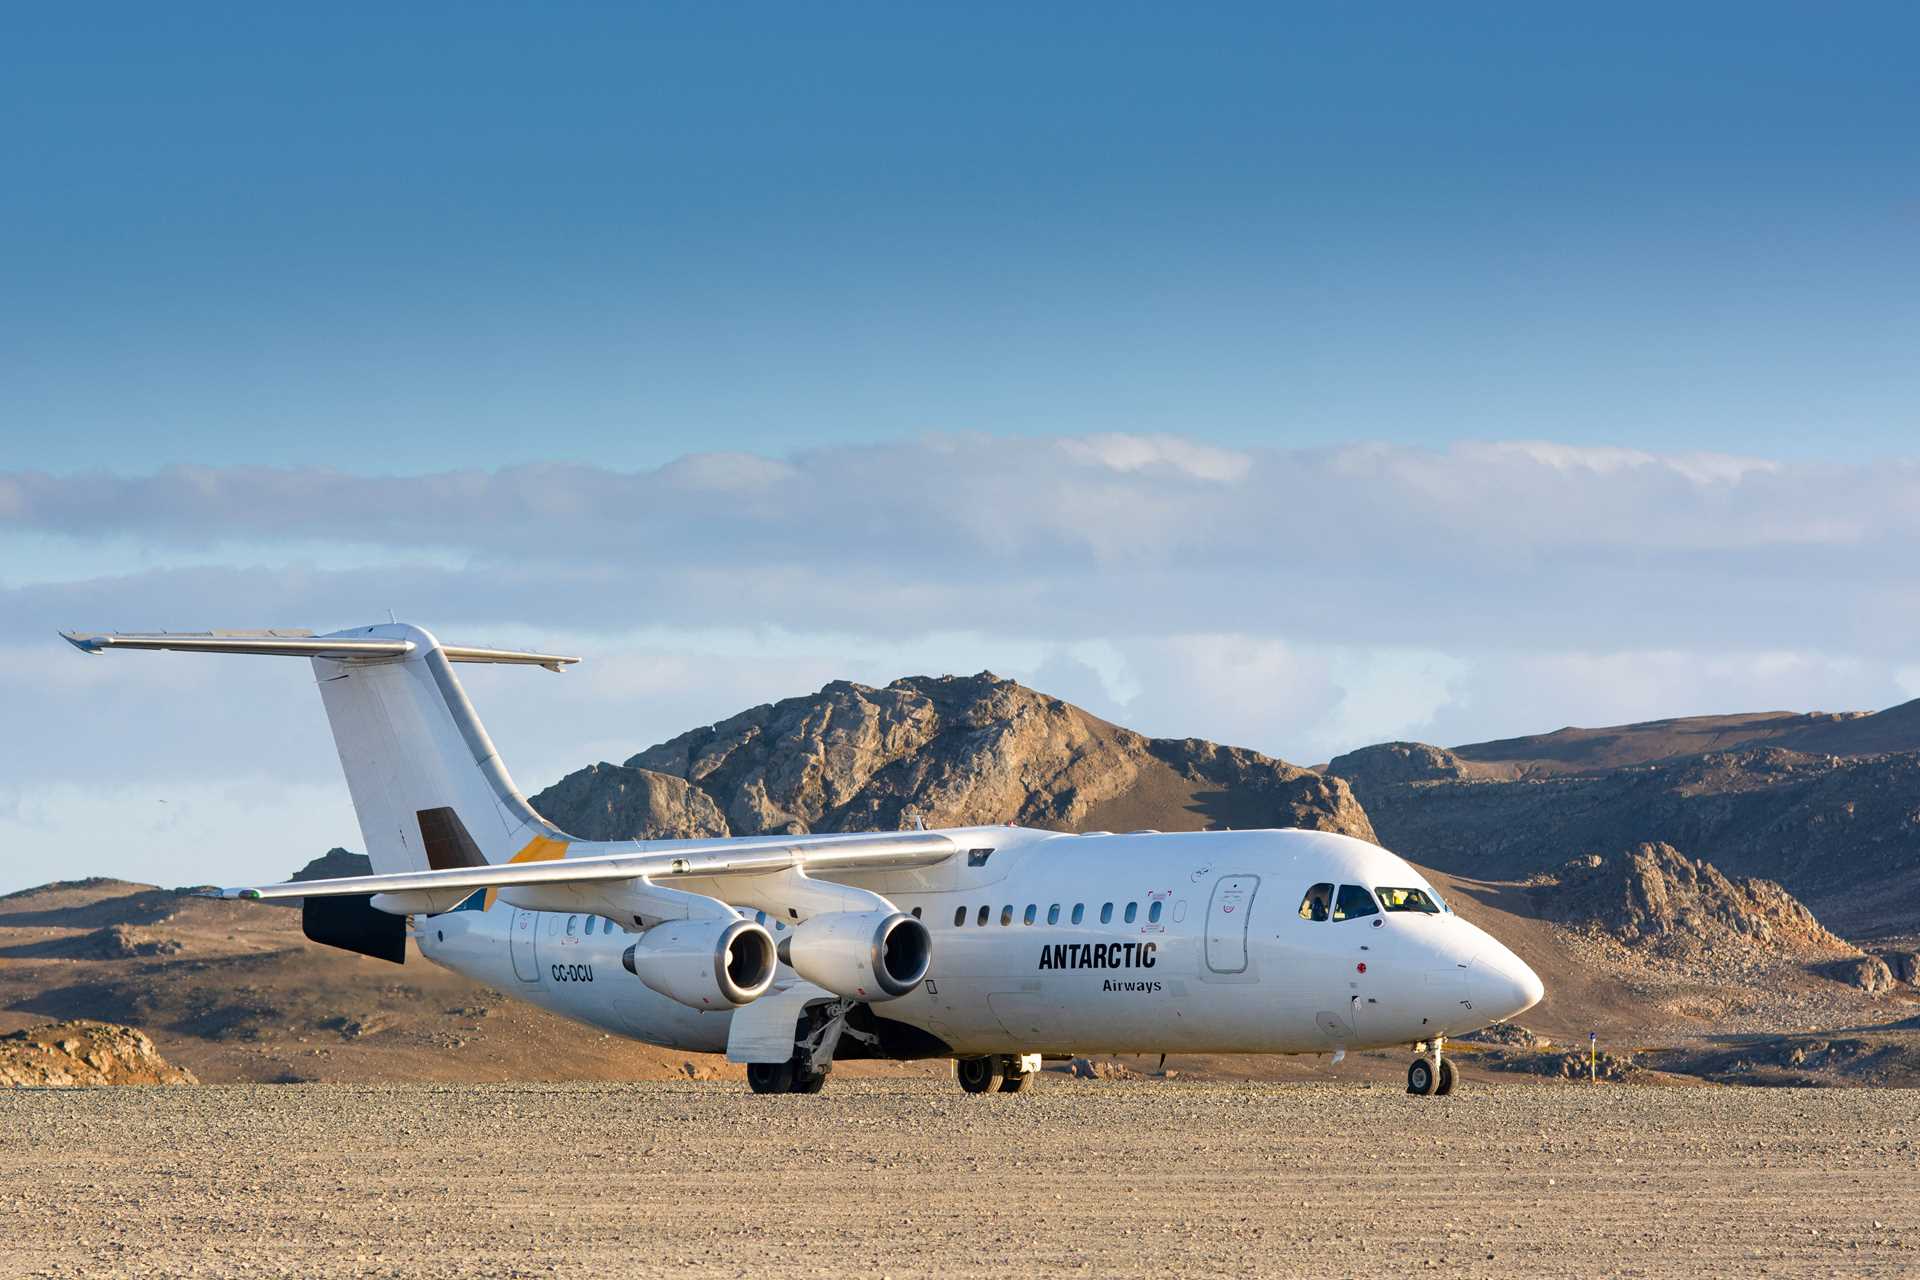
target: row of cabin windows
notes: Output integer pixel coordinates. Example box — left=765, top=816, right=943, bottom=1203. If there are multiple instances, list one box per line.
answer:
left=951, top=900, right=1164, bottom=928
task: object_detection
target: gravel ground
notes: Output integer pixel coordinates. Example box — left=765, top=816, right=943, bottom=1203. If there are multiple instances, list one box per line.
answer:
left=2, top=1078, right=1916, bottom=1278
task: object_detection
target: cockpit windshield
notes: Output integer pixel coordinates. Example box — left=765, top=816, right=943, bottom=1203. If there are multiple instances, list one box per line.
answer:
left=1331, top=884, right=1378, bottom=921
left=1376, top=886, right=1443, bottom=914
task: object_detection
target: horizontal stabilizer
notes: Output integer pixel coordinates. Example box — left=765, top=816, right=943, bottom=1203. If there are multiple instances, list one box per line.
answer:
left=61, top=629, right=577, bottom=671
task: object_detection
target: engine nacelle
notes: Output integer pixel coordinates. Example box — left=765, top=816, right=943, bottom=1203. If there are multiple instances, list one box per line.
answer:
left=780, top=910, right=932, bottom=1002
left=622, top=917, right=777, bottom=1010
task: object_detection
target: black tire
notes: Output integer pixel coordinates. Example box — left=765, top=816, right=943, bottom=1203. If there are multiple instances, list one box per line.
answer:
left=1435, top=1058, right=1457, bottom=1096
left=1407, top=1058, right=1437, bottom=1096
left=954, top=1056, right=1005, bottom=1094
left=747, top=1061, right=795, bottom=1094
left=997, top=1069, right=1035, bottom=1094
left=792, top=1068, right=828, bottom=1094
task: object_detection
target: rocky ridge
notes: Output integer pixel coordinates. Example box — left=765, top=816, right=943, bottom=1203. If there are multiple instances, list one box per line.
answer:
left=531, top=672, right=1375, bottom=844
left=1530, top=843, right=1857, bottom=962
left=1329, top=745, right=1920, bottom=937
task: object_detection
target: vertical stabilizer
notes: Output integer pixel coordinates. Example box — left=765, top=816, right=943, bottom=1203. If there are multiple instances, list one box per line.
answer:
left=309, top=624, right=572, bottom=874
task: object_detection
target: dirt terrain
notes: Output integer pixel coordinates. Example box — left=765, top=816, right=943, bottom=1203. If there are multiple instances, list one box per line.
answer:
left=2, top=1079, right=1915, bottom=1279
left=7, top=863, right=1917, bottom=1090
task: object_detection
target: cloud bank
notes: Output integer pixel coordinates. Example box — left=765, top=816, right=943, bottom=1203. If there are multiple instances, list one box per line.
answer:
left=5, top=434, right=1917, bottom=890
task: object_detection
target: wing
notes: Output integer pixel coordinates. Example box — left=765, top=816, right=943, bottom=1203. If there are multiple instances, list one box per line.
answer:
left=222, top=830, right=966, bottom=900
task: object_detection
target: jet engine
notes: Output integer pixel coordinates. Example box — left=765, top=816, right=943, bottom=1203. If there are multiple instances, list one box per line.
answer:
left=622, top=917, right=777, bottom=1010
left=780, top=910, right=932, bottom=1001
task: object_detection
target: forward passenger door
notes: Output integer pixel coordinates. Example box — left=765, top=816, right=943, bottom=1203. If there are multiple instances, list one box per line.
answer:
left=1204, top=875, right=1259, bottom=976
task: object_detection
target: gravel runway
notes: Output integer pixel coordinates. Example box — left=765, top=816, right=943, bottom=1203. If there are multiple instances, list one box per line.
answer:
left=3, top=1078, right=1916, bottom=1278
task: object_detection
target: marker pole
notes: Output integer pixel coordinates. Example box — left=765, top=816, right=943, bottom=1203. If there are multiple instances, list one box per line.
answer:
left=1589, top=1031, right=1597, bottom=1084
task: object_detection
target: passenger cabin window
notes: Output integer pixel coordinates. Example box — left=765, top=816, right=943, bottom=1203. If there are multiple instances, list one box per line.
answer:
left=1124, top=902, right=1138, bottom=924
left=1023, top=904, right=1037, bottom=926
left=1047, top=904, right=1061, bottom=925
left=1000, top=905, right=1014, bottom=926
left=1100, top=903, right=1114, bottom=924
left=1331, top=884, right=1379, bottom=921
left=954, top=906, right=967, bottom=927
left=1298, top=883, right=1334, bottom=922
left=1071, top=904, right=1085, bottom=925
left=1148, top=900, right=1163, bottom=924
left=978, top=905, right=991, bottom=926
left=565, top=914, right=579, bottom=936
left=584, top=916, right=596, bottom=935
left=1377, top=887, right=1442, bottom=914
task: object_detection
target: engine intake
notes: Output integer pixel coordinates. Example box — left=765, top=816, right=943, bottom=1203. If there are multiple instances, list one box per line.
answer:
left=622, top=917, right=777, bottom=1010
left=779, top=910, right=932, bottom=1002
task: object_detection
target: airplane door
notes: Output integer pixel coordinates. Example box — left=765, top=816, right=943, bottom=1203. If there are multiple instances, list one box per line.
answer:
left=510, top=908, right=540, bottom=982
left=1204, top=875, right=1258, bottom=974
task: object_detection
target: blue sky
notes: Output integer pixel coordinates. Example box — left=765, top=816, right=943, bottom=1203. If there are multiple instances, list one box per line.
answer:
left=6, top=3, right=1917, bottom=470
left=4, top=5, right=1919, bottom=889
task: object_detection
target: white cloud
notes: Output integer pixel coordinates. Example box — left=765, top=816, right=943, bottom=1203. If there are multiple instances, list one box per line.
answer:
left=8, top=435, right=1920, bottom=888
left=1058, top=434, right=1253, bottom=482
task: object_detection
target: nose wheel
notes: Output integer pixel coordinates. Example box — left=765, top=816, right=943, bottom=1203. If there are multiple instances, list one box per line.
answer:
left=954, top=1054, right=1040, bottom=1094
left=1408, top=1039, right=1456, bottom=1097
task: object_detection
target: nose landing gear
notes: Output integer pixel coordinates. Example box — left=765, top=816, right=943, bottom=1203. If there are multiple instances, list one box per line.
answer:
left=1408, top=1038, right=1455, bottom=1097
left=954, top=1053, right=1041, bottom=1094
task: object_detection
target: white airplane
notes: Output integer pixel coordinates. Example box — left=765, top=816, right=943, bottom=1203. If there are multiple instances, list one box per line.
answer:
left=64, top=622, right=1542, bottom=1096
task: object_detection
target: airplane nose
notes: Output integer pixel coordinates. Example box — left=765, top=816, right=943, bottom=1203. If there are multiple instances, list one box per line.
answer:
left=1471, top=949, right=1545, bottom=1021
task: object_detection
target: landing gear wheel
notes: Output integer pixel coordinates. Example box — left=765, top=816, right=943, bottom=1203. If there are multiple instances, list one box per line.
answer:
left=954, top=1056, right=1005, bottom=1094
left=1407, top=1057, right=1438, bottom=1096
left=997, top=1058, right=1036, bottom=1094
left=1435, top=1058, right=1457, bottom=1096
left=791, top=1067, right=828, bottom=1094
left=747, top=1061, right=795, bottom=1094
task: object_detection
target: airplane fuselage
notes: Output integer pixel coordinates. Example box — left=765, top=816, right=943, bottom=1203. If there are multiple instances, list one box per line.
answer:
left=418, top=825, right=1540, bottom=1060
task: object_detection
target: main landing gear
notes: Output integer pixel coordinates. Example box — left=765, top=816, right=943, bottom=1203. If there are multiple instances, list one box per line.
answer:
left=1407, top=1037, right=1456, bottom=1097
left=954, top=1054, right=1041, bottom=1094
left=746, top=1060, right=828, bottom=1095
left=746, top=999, right=874, bottom=1095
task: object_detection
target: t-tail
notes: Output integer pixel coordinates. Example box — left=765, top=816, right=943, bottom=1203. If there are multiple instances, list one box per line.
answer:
left=61, top=624, right=580, bottom=956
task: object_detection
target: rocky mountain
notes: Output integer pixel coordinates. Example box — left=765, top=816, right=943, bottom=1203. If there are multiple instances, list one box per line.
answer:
left=530, top=672, right=1375, bottom=844
left=1328, top=745, right=1920, bottom=937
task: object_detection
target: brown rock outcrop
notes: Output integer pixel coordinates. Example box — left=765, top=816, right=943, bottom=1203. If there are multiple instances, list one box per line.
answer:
left=528, top=762, right=729, bottom=842
left=0, top=1021, right=198, bottom=1088
left=532, top=672, right=1375, bottom=844
left=1532, top=843, right=1856, bottom=962
left=1325, top=741, right=1471, bottom=787
left=1828, top=956, right=1896, bottom=994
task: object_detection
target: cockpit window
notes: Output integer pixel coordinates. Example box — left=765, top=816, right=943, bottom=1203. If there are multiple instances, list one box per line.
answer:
left=1298, top=883, right=1333, bottom=922
left=1377, top=886, right=1442, bottom=914
left=1331, top=884, right=1379, bottom=921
